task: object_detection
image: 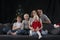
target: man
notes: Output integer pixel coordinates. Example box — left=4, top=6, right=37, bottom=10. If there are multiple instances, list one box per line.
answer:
left=37, top=9, right=51, bottom=24
left=37, top=9, right=54, bottom=35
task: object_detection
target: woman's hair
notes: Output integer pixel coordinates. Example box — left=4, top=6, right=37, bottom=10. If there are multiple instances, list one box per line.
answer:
left=31, top=10, right=37, bottom=18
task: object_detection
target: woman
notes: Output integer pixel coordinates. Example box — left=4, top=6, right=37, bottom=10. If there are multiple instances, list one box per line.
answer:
left=29, top=10, right=37, bottom=25
left=29, top=10, right=43, bottom=39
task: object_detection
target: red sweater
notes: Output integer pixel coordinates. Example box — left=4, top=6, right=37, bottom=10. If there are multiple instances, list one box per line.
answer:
left=31, top=20, right=41, bottom=29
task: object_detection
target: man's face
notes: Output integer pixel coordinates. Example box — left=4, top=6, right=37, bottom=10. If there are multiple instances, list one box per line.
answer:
left=37, top=10, right=42, bottom=15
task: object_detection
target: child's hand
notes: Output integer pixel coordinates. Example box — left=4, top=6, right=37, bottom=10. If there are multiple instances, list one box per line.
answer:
left=32, top=29, right=34, bottom=31
left=34, top=29, right=37, bottom=32
left=31, top=29, right=36, bottom=32
left=36, top=27, right=40, bottom=31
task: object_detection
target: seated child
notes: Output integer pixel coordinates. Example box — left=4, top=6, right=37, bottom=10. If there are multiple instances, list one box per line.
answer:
left=22, top=13, right=30, bottom=35
left=29, top=15, right=42, bottom=39
left=7, top=16, right=23, bottom=35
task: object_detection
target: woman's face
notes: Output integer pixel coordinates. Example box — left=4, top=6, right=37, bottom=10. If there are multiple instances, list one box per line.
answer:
left=31, top=11, right=37, bottom=17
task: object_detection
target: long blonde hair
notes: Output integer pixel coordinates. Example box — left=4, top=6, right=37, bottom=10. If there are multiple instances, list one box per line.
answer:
left=33, top=15, right=39, bottom=21
left=31, top=10, right=37, bottom=17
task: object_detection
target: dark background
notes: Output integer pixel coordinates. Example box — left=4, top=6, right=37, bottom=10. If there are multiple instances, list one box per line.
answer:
left=1, top=0, right=60, bottom=24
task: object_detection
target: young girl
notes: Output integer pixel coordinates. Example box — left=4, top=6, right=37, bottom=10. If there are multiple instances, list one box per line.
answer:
left=22, top=13, right=30, bottom=35
left=29, top=15, right=42, bottom=39
left=7, top=16, right=23, bottom=35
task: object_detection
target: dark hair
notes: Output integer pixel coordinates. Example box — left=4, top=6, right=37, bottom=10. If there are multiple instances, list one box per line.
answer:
left=37, top=9, right=43, bottom=17
left=37, top=8, right=42, bottom=10
left=16, top=15, right=22, bottom=19
left=37, top=8, right=45, bottom=13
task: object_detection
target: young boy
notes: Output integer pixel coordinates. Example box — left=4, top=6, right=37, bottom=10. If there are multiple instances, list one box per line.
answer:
left=7, top=16, right=23, bottom=35
left=29, top=15, right=42, bottom=39
left=22, top=13, right=30, bottom=35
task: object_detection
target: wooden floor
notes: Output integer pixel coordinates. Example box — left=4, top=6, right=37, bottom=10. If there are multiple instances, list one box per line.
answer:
left=0, top=35, right=60, bottom=40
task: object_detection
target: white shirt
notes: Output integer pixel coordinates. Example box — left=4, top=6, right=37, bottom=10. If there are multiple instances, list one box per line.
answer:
left=13, top=22, right=23, bottom=29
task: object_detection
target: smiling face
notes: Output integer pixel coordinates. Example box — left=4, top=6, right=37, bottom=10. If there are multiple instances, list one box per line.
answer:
left=24, top=14, right=29, bottom=20
left=16, top=16, right=21, bottom=22
left=31, top=10, right=37, bottom=17
left=33, top=15, right=39, bottom=22
left=37, top=9, right=43, bottom=16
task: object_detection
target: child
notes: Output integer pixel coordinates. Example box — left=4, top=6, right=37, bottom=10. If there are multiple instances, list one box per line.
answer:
left=29, top=15, right=42, bottom=39
left=7, top=16, right=23, bottom=35
left=22, top=13, right=30, bottom=35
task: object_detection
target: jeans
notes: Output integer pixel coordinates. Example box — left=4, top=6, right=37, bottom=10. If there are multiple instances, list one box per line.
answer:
left=17, top=29, right=29, bottom=35
left=7, top=29, right=29, bottom=35
left=29, top=30, right=42, bottom=37
left=41, top=30, right=48, bottom=35
left=43, top=23, right=54, bottom=34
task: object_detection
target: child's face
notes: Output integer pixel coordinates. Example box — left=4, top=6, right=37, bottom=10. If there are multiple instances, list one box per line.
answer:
left=24, top=16, right=29, bottom=20
left=34, top=17, right=38, bottom=22
left=17, top=17, right=21, bottom=22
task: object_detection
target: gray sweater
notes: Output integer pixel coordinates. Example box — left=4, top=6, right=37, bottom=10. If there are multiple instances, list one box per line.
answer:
left=22, top=20, right=29, bottom=29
